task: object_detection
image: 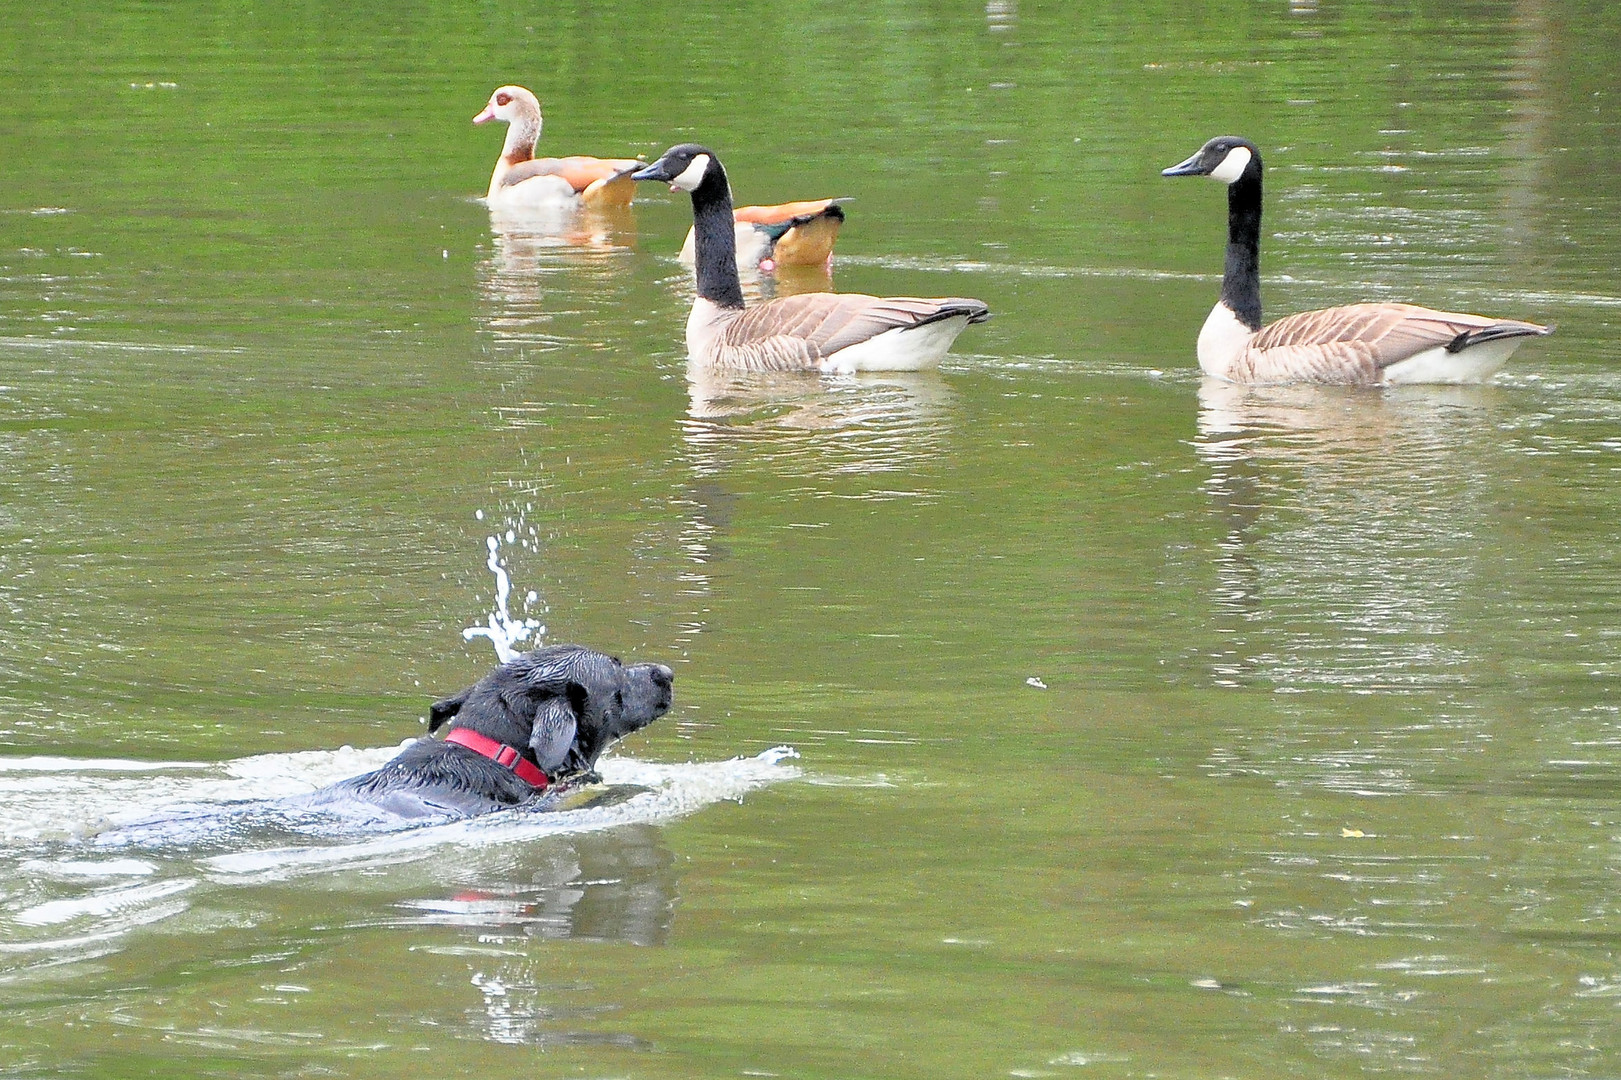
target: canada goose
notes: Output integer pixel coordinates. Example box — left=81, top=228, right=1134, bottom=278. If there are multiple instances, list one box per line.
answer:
left=633, top=144, right=988, bottom=373
left=1163, top=136, right=1550, bottom=385
left=473, top=85, right=642, bottom=210
left=678, top=198, right=849, bottom=273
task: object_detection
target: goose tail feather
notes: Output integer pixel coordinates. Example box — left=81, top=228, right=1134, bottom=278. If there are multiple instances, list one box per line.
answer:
left=1444, top=320, right=1553, bottom=353
left=929, top=299, right=992, bottom=326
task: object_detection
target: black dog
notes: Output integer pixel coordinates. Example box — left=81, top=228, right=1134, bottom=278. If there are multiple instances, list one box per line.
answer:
left=303, top=644, right=674, bottom=821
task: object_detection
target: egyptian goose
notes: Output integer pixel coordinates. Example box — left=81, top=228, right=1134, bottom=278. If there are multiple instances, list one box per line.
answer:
left=633, top=144, right=988, bottom=373
left=1163, top=136, right=1550, bottom=385
left=473, top=85, right=642, bottom=210
left=678, top=198, right=849, bottom=273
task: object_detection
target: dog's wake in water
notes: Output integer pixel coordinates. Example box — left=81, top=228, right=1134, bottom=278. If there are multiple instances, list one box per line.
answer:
left=0, top=746, right=798, bottom=948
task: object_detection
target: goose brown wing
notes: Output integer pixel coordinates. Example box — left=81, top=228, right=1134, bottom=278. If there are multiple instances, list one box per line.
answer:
left=721, top=294, right=989, bottom=362
left=1251, top=303, right=1543, bottom=371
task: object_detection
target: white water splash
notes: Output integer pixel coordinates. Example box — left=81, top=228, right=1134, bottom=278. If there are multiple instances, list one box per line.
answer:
left=0, top=745, right=798, bottom=948
left=462, top=513, right=547, bottom=664
left=15, top=878, right=199, bottom=928
left=0, top=744, right=408, bottom=842
left=19, top=858, right=157, bottom=878
left=0, top=756, right=212, bottom=773
left=205, top=747, right=800, bottom=881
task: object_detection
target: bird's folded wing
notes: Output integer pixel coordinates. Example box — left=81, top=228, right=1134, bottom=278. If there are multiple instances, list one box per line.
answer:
left=723, top=294, right=988, bottom=361
left=734, top=199, right=846, bottom=226
left=501, top=156, right=643, bottom=193
left=1252, top=303, right=1509, bottom=370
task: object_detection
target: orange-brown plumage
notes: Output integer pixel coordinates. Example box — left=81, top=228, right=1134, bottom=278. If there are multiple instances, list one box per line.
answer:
left=733, top=199, right=842, bottom=225
left=680, top=198, right=848, bottom=271
left=474, top=85, right=642, bottom=208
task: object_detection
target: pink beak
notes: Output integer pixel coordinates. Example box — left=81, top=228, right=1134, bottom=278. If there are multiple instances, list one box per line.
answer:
left=472, top=105, right=496, bottom=125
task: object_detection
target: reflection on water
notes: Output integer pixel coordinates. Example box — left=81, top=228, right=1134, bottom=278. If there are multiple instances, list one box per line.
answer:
left=395, top=824, right=676, bottom=945
left=431, top=827, right=679, bottom=1048
left=683, top=369, right=955, bottom=479
left=673, top=369, right=956, bottom=645
left=464, top=960, right=649, bottom=1049
left=1194, top=378, right=1503, bottom=694
left=476, top=204, right=640, bottom=347
left=1192, top=376, right=1531, bottom=843
left=486, top=204, right=638, bottom=265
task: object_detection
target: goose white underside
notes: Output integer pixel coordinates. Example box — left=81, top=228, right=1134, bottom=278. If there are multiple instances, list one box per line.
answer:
left=819, top=316, right=972, bottom=374
left=488, top=174, right=580, bottom=210
left=1381, top=337, right=1524, bottom=385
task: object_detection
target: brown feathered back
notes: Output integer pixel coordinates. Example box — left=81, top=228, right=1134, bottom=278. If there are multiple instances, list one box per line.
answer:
left=706, top=294, right=990, bottom=371
left=1231, top=303, right=1549, bottom=384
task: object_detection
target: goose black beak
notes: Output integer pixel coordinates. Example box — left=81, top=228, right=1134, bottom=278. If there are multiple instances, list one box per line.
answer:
left=1162, top=152, right=1207, bottom=177
left=630, top=160, right=674, bottom=183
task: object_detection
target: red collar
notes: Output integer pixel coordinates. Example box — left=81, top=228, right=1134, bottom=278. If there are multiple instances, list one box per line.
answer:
left=442, top=727, right=550, bottom=790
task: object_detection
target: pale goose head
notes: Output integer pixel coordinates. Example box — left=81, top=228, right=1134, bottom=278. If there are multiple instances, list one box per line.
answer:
left=473, top=85, right=543, bottom=140
left=474, top=85, right=641, bottom=209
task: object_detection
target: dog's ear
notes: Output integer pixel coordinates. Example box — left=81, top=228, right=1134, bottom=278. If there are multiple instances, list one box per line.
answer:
left=508, top=648, right=603, bottom=724
left=496, top=676, right=570, bottom=726
left=504, top=654, right=574, bottom=704
left=566, top=681, right=593, bottom=721
left=426, top=690, right=470, bottom=733
left=528, top=696, right=579, bottom=773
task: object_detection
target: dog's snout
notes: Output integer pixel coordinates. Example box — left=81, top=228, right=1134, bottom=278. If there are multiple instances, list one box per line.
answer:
left=651, top=664, right=674, bottom=688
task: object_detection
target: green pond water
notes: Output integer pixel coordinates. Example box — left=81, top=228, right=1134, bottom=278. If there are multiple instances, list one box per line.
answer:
left=3, top=1, right=1621, bottom=1076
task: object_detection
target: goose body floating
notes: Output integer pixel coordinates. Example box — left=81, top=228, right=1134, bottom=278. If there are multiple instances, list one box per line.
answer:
left=634, top=144, right=988, bottom=373
left=678, top=198, right=849, bottom=273
left=473, top=85, right=642, bottom=210
left=1163, top=136, right=1549, bottom=385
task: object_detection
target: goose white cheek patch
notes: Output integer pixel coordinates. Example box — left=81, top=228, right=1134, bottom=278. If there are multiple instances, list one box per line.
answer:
left=672, top=154, right=711, bottom=192
left=1209, top=146, right=1252, bottom=184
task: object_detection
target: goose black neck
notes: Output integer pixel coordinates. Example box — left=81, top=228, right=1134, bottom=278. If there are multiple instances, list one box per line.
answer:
left=689, top=161, right=745, bottom=310
left=1222, top=171, right=1263, bottom=331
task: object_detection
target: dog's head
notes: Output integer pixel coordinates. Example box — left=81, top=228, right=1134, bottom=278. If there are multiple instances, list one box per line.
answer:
left=427, top=644, right=674, bottom=778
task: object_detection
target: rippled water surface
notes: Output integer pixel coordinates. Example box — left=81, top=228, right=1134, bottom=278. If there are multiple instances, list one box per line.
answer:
left=3, top=1, right=1620, bottom=1076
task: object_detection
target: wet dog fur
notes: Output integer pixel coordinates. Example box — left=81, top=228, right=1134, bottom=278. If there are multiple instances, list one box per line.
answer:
left=303, top=644, right=674, bottom=820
